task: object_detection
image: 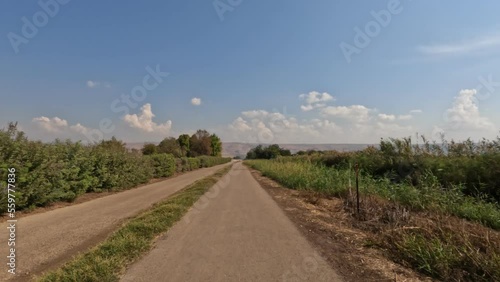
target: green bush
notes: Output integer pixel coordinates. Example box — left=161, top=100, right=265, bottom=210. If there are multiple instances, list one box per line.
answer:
left=0, top=124, right=231, bottom=214
left=179, top=157, right=191, bottom=172
left=198, top=156, right=231, bottom=168
left=145, top=154, right=176, bottom=178
left=0, top=127, right=152, bottom=213
left=188, top=158, right=201, bottom=170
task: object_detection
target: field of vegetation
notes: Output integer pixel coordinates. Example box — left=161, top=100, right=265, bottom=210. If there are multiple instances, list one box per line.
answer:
left=0, top=123, right=231, bottom=214
left=245, top=136, right=500, bottom=281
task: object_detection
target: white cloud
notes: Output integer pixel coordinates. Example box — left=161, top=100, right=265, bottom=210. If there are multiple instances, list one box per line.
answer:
left=300, top=104, right=314, bottom=112
left=299, top=91, right=334, bottom=104
left=410, top=109, right=423, bottom=114
left=322, top=105, right=372, bottom=123
left=378, top=113, right=413, bottom=122
left=378, top=113, right=396, bottom=121
left=398, top=114, right=413, bottom=121
left=444, top=89, right=495, bottom=130
left=69, top=123, right=91, bottom=135
left=417, top=34, right=500, bottom=55
left=123, top=103, right=172, bottom=134
left=31, top=117, right=99, bottom=141
left=242, top=110, right=271, bottom=119
left=32, top=116, right=68, bottom=132
left=191, top=97, right=202, bottom=106
left=431, top=126, right=445, bottom=141
left=224, top=106, right=422, bottom=143
left=226, top=109, right=343, bottom=143
left=229, top=117, right=252, bottom=132
left=87, top=80, right=100, bottom=88
left=299, top=91, right=335, bottom=111
left=87, top=80, right=111, bottom=89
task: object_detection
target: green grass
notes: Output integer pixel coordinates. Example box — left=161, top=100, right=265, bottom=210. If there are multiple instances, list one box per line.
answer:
left=245, top=159, right=500, bottom=230
left=37, top=165, right=232, bottom=282
left=388, top=228, right=500, bottom=281
left=245, top=159, right=500, bottom=281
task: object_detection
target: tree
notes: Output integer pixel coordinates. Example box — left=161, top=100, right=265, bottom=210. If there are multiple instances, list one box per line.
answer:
left=141, top=143, right=158, bottom=155
left=97, top=136, right=127, bottom=152
left=189, top=130, right=212, bottom=157
left=280, top=148, right=292, bottom=157
left=158, top=137, right=182, bottom=157
left=245, top=144, right=290, bottom=159
left=210, top=134, right=222, bottom=157
left=177, top=134, right=191, bottom=157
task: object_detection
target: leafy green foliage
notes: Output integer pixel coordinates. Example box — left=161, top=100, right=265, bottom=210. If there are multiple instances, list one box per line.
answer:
left=210, top=134, right=222, bottom=157
left=189, top=129, right=212, bottom=157
left=187, top=158, right=201, bottom=170
left=0, top=124, right=231, bottom=214
left=142, top=130, right=222, bottom=158
left=198, top=156, right=232, bottom=168
left=158, top=137, right=182, bottom=157
left=177, top=134, right=191, bottom=157
left=141, top=143, right=158, bottom=155
left=144, top=154, right=176, bottom=178
left=246, top=144, right=291, bottom=159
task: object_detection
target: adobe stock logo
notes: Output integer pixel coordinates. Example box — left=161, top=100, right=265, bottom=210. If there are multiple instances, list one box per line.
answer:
left=213, top=0, right=243, bottom=21
left=7, top=0, right=72, bottom=54
left=339, top=0, right=406, bottom=63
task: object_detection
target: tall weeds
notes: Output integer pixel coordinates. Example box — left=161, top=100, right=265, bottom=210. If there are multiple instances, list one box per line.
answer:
left=245, top=159, right=500, bottom=230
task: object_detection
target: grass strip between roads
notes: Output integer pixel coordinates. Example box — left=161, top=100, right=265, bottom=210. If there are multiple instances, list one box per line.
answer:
left=37, top=165, right=233, bottom=282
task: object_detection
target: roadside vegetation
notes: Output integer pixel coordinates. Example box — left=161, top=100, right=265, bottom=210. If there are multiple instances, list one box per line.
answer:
left=245, top=137, right=500, bottom=281
left=0, top=123, right=230, bottom=214
left=245, top=144, right=291, bottom=159
left=37, top=165, right=232, bottom=282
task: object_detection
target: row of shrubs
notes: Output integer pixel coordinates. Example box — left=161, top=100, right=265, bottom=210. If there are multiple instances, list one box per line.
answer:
left=281, top=136, right=500, bottom=202
left=0, top=126, right=231, bottom=213
left=174, top=156, right=232, bottom=173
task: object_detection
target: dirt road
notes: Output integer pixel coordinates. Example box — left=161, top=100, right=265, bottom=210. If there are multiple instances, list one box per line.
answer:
left=121, top=162, right=342, bottom=282
left=0, top=163, right=232, bottom=281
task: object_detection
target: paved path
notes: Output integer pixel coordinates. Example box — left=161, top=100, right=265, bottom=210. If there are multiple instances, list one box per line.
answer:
left=0, top=163, right=232, bottom=281
left=121, top=162, right=342, bottom=282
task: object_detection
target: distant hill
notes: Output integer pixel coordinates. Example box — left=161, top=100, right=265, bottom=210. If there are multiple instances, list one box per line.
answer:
left=124, top=142, right=374, bottom=158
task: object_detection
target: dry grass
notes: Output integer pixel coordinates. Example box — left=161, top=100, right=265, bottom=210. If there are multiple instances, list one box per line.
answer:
left=343, top=193, right=500, bottom=281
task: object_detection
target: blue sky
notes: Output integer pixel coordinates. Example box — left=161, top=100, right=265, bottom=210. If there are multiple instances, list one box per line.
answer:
left=1, top=0, right=499, bottom=144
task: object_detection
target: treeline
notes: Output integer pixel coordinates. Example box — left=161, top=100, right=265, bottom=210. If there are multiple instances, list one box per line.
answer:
left=141, top=129, right=222, bottom=157
left=0, top=123, right=230, bottom=213
left=245, top=144, right=291, bottom=159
